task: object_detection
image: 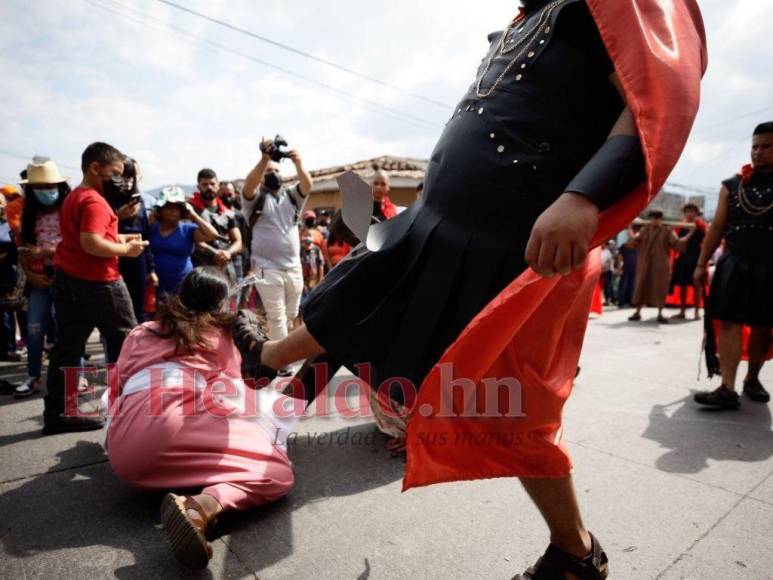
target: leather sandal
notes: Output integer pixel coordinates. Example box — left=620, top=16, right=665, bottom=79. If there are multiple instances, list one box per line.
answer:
left=160, top=493, right=214, bottom=569
left=231, top=309, right=278, bottom=383
left=514, top=532, right=609, bottom=580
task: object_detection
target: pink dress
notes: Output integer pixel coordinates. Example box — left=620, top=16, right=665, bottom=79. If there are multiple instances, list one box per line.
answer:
left=106, top=322, right=294, bottom=511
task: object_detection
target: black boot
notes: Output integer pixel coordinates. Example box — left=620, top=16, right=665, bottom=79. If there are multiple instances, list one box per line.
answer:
left=231, top=309, right=277, bottom=383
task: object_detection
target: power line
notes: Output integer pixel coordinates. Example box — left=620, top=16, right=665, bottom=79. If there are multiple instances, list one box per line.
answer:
left=87, top=0, right=443, bottom=131
left=156, top=0, right=450, bottom=110
left=701, top=105, right=773, bottom=132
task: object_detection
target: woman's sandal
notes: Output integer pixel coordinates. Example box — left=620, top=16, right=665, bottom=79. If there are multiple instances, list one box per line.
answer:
left=160, top=493, right=214, bottom=569
left=514, top=532, right=609, bottom=580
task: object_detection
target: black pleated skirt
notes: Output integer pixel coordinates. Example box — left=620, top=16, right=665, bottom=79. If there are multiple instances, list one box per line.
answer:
left=708, top=250, right=773, bottom=327
left=301, top=105, right=571, bottom=400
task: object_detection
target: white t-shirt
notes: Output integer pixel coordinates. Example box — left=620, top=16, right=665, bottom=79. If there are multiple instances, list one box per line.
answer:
left=241, top=184, right=308, bottom=271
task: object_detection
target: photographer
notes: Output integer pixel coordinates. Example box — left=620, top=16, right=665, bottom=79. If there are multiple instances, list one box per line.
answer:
left=241, top=136, right=312, bottom=373
left=189, top=169, right=242, bottom=284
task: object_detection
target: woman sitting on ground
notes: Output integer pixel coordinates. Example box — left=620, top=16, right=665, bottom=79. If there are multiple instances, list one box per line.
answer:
left=106, top=267, right=296, bottom=569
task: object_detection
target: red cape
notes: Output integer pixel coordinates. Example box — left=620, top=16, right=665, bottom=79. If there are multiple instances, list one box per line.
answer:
left=404, top=0, right=707, bottom=490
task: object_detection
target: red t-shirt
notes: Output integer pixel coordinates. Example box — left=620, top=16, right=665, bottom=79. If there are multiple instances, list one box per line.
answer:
left=54, top=186, right=121, bottom=282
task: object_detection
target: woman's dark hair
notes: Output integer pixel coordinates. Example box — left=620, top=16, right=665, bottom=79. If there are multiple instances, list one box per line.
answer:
left=152, top=267, right=235, bottom=353
left=122, top=157, right=139, bottom=195
left=20, top=182, right=71, bottom=246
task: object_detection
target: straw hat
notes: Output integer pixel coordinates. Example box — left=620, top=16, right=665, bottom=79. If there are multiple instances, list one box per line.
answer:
left=20, top=160, right=68, bottom=185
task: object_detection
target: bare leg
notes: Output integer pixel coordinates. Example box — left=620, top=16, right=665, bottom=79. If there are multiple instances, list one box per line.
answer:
left=262, top=324, right=326, bottom=370
left=693, top=283, right=702, bottom=318
left=745, top=326, right=772, bottom=381
left=720, top=322, right=743, bottom=391
left=521, top=476, right=591, bottom=562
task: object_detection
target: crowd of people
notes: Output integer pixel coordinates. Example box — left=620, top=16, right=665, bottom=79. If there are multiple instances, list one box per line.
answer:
left=0, top=138, right=410, bottom=404
left=596, top=203, right=705, bottom=322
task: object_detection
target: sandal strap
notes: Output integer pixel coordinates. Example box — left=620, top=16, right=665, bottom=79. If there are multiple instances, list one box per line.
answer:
left=520, top=533, right=608, bottom=580
left=182, top=496, right=210, bottom=534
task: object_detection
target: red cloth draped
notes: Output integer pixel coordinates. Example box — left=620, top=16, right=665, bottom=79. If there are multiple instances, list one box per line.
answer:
left=404, top=0, right=707, bottom=490
left=189, top=191, right=226, bottom=214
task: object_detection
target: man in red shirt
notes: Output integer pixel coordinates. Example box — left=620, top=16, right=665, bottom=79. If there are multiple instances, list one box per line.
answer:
left=43, top=142, right=148, bottom=435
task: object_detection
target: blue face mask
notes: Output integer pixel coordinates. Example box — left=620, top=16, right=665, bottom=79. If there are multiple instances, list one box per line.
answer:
left=33, top=188, right=60, bottom=206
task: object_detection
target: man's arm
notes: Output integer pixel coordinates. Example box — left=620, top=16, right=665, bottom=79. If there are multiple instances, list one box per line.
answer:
left=80, top=233, right=147, bottom=258
left=242, top=138, right=273, bottom=201
left=526, top=72, right=645, bottom=277
left=288, top=150, right=313, bottom=197
left=226, top=225, right=243, bottom=256
left=693, top=186, right=729, bottom=286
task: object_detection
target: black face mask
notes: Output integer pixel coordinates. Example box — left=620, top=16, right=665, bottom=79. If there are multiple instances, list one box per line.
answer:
left=221, top=196, right=234, bottom=208
left=264, top=172, right=282, bottom=192
left=103, top=175, right=127, bottom=210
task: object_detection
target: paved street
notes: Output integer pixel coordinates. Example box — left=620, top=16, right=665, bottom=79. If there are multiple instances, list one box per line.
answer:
left=1, top=307, right=772, bottom=579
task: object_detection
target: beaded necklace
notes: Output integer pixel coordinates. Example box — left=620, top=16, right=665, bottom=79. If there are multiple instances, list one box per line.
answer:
left=737, top=173, right=773, bottom=216
left=475, top=0, right=569, bottom=99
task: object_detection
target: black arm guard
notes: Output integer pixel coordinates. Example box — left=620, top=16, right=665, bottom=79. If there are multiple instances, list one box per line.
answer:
left=565, top=134, right=646, bottom=211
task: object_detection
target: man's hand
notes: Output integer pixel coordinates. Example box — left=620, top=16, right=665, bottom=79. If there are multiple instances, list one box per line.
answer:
left=693, top=265, right=707, bottom=288
left=288, top=149, right=302, bottom=167
left=525, top=193, right=599, bottom=277
left=118, top=233, right=142, bottom=244
left=27, top=271, right=53, bottom=289
left=214, top=249, right=231, bottom=267
left=259, top=137, right=274, bottom=160
left=124, top=239, right=149, bottom=258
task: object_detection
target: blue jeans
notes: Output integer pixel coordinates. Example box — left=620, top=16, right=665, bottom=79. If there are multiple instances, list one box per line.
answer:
left=27, top=286, right=55, bottom=378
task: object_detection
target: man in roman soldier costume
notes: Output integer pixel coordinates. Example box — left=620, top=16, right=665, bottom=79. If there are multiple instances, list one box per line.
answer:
left=694, top=123, right=773, bottom=410
left=230, top=1, right=706, bottom=577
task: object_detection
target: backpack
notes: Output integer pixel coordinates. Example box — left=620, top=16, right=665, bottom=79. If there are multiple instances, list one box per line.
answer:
left=248, top=187, right=300, bottom=228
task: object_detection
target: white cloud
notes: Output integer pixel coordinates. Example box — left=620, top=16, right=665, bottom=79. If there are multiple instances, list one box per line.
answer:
left=1, top=0, right=771, bottom=208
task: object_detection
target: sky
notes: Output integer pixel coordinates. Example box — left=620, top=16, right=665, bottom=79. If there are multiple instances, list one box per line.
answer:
left=1, top=0, right=772, bottom=211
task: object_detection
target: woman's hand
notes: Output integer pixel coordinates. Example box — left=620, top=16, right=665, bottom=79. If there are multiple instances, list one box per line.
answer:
left=525, top=193, right=599, bottom=277
left=147, top=272, right=159, bottom=288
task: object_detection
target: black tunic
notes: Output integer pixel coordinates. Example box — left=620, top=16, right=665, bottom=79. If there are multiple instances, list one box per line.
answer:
left=708, top=172, right=773, bottom=327
left=302, top=0, right=624, bottom=398
left=671, top=225, right=705, bottom=287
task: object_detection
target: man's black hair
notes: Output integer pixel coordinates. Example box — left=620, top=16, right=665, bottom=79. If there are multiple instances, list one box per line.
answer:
left=81, top=142, right=123, bottom=173
left=753, top=122, right=773, bottom=136
left=197, top=168, right=217, bottom=182
left=682, top=202, right=700, bottom=213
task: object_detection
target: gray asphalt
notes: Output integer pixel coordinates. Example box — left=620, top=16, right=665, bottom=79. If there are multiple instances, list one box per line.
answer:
left=1, top=307, right=771, bottom=579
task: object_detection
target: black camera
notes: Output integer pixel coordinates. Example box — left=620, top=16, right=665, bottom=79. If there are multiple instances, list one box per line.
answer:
left=262, top=134, right=290, bottom=162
